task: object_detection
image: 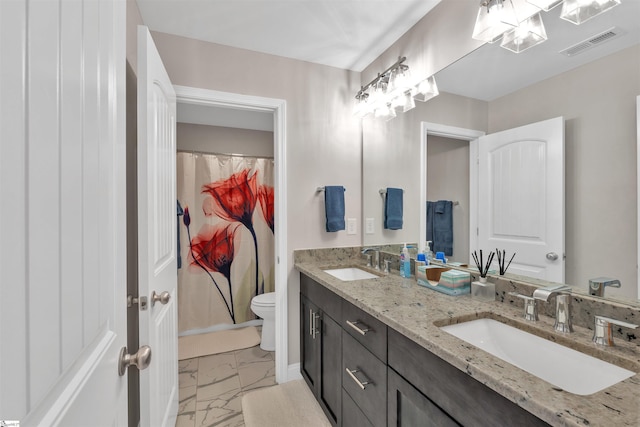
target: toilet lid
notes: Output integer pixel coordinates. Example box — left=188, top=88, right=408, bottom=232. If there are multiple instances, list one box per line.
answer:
left=253, top=292, right=275, bottom=306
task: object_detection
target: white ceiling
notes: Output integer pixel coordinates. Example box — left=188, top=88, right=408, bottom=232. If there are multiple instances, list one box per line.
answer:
left=136, top=0, right=441, bottom=72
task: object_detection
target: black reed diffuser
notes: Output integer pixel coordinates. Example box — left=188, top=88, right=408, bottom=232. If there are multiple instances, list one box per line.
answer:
left=495, top=248, right=516, bottom=276
left=472, top=249, right=494, bottom=278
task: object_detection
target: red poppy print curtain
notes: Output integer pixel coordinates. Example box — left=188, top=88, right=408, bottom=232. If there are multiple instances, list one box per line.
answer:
left=177, top=152, right=275, bottom=333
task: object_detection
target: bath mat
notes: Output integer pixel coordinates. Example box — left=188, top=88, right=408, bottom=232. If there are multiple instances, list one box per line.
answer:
left=242, top=379, right=331, bottom=427
left=178, top=326, right=261, bottom=360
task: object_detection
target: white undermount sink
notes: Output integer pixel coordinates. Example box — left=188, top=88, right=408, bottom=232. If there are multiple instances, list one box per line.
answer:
left=440, top=318, right=635, bottom=395
left=323, top=267, right=379, bottom=281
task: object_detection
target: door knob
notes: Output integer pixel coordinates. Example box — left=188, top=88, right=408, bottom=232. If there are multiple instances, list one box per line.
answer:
left=151, top=290, right=171, bottom=306
left=546, top=252, right=559, bottom=261
left=118, top=345, right=152, bottom=376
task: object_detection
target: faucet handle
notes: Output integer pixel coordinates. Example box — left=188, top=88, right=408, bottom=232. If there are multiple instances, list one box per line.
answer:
left=509, top=292, right=538, bottom=321
left=592, top=315, right=639, bottom=347
left=383, top=259, right=391, bottom=274
left=364, top=253, right=372, bottom=267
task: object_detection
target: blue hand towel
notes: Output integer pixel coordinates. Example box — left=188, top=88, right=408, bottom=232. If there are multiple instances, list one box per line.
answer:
left=433, top=200, right=453, bottom=256
left=384, top=188, right=403, bottom=230
left=324, top=186, right=345, bottom=232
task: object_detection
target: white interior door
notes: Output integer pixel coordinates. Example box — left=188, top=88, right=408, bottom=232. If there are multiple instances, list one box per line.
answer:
left=0, top=0, right=128, bottom=424
left=477, top=117, right=564, bottom=282
left=137, top=26, right=179, bottom=427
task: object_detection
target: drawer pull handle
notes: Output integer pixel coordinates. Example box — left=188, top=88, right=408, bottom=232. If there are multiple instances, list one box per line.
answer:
left=346, top=368, right=370, bottom=390
left=346, top=320, right=370, bottom=335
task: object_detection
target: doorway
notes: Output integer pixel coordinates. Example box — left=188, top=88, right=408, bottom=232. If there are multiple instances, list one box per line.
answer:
left=174, top=85, right=288, bottom=383
left=419, top=122, right=485, bottom=260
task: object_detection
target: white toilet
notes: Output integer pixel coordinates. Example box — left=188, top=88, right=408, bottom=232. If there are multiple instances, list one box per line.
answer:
left=250, top=292, right=276, bottom=351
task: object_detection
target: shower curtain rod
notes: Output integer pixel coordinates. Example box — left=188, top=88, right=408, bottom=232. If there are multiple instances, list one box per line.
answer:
left=177, top=149, right=274, bottom=160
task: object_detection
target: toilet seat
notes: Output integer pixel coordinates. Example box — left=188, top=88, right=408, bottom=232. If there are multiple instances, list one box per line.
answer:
left=252, top=292, right=275, bottom=307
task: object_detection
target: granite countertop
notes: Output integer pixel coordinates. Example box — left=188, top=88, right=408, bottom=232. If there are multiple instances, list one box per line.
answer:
left=294, top=256, right=640, bottom=427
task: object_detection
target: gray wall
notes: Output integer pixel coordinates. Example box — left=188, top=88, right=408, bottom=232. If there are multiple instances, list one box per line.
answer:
left=177, top=123, right=274, bottom=157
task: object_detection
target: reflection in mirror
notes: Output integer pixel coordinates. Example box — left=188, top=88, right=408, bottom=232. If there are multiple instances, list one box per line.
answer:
left=363, top=1, right=640, bottom=306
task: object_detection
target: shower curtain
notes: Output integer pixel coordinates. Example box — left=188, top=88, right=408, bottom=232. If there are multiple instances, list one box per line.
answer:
left=177, top=152, right=275, bottom=334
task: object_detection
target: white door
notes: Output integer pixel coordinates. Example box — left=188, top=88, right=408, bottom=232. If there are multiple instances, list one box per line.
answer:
left=477, top=117, right=564, bottom=282
left=137, top=26, right=179, bottom=427
left=0, top=0, right=128, bottom=425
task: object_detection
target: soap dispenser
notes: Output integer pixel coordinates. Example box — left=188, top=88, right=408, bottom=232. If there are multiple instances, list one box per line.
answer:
left=425, top=241, right=433, bottom=263
left=401, top=243, right=411, bottom=278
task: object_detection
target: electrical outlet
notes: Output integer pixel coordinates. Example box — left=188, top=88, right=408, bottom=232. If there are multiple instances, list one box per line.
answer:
left=365, top=218, right=375, bottom=234
left=347, top=218, right=357, bottom=235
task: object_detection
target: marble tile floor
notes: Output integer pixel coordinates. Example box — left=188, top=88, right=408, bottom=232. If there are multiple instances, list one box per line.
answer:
left=176, top=345, right=276, bottom=427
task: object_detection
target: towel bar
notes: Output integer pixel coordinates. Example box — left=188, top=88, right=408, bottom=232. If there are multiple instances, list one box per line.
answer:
left=317, top=186, right=346, bottom=193
left=423, top=197, right=460, bottom=206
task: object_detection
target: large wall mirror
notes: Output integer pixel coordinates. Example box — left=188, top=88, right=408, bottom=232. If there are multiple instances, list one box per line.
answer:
left=362, top=1, right=640, bottom=306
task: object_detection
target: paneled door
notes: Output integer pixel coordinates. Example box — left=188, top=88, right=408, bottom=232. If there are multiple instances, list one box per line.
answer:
left=0, top=0, right=128, bottom=424
left=137, top=26, right=179, bottom=427
left=477, top=117, right=565, bottom=282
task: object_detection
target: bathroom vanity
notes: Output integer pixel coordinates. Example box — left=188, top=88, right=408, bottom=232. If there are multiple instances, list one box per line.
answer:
left=295, top=248, right=640, bottom=427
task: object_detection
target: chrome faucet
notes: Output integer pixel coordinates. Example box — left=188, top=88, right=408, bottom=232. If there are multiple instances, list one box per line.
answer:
left=592, top=315, right=638, bottom=347
left=361, top=247, right=380, bottom=270
left=588, top=277, right=621, bottom=297
left=532, top=284, right=573, bottom=333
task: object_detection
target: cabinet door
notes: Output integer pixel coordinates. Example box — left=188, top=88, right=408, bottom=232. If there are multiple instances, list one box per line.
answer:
left=319, top=313, right=342, bottom=426
left=301, top=295, right=320, bottom=392
left=388, top=368, right=460, bottom=427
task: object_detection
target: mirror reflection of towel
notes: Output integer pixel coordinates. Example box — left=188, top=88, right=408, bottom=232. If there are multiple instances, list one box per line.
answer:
left=324, top=186, right=345, bottom=232
left=384, top=188, right=403, bottom=230
left=427, top=200, right=453, bottom=256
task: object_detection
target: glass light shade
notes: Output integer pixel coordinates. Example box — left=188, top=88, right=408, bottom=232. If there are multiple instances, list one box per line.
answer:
left=414, top=76, right=439, bottom=102
left=374, top=103, right=391, bottom=119
left=500, top=13, right=547, bottom=53
left=385, top=104, right=397, bottom=121
left=353, top=96, right=371, bottom=118
left=472, top=0, right=519, bottom=43
left=526, top=0, right=563, bottom=11
left=402, top=91, right=416, bottom=112
left=560, top=0, right=621, bottom=25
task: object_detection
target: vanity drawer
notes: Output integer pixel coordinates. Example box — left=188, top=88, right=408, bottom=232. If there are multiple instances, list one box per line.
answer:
left=342, top=388, right=374, bottom=427
left=342, top=299, right=387, bottom=362
left=342, top=331, right=387, bottom=427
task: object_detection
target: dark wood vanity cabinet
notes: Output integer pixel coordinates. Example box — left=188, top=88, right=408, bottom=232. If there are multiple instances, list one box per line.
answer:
left=387, top=329, right=550, bottom=427
left=300, top=274, right=342, bottom=426
left=300, top=273, right=550, bottom=427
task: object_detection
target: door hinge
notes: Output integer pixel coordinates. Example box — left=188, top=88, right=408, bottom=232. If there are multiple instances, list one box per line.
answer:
left=127, top=294, right=148, bottom=311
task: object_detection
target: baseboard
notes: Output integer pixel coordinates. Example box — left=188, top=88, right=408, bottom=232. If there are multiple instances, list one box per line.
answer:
left=286, top=363, right=302, bottom=382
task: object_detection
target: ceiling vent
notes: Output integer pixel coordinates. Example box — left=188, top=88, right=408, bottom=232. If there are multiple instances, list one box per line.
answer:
left=559, top=27, right=622, bottom=57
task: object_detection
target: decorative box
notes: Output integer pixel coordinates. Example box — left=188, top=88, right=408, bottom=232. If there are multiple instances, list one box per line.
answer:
left=416, top=265, right=450, bottom=284
left=438, top=270, right=471, bottom=289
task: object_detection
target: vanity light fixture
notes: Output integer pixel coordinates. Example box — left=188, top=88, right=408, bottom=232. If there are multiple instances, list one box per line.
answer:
left=472, top=0, right=622, bottom=53
left=560, top=0, right=621, bottom=25
left=354, top=57, right=439, bottom=120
